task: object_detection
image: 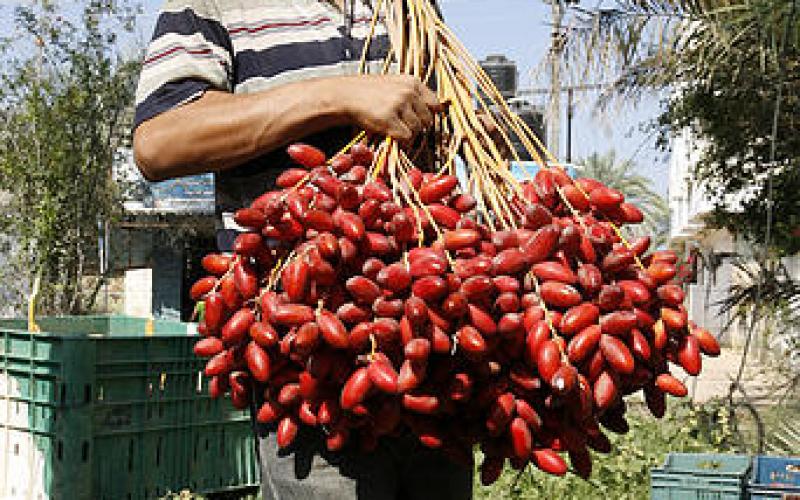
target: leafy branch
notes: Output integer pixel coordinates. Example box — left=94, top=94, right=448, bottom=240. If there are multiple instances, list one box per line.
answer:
left=0, top=0, right=142, bottom=315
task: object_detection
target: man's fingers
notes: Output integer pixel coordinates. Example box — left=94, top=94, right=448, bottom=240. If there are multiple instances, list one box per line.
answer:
left=410, top=98, right=435, bottom=130
left=386, top=117, right=413, bottom=143
left=415, top=82, right=443, bottom=111
left=427, top=100, right=448, bottom=114
left=399, top=104, right=424, bottom=137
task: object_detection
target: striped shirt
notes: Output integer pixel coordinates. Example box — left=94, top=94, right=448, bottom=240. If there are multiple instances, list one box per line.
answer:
left=134, top=0, right=391, bottom=216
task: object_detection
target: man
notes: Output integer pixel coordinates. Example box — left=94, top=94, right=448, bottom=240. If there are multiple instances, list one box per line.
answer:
left=132, top=1, right=473, bottom=498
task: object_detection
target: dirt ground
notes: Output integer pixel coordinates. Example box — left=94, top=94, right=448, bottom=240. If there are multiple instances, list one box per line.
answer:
left=675, top=348, right=780, bottom=404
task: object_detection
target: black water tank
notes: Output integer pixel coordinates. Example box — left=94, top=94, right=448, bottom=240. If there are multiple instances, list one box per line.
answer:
left=480, top=54, right=518, bottom=100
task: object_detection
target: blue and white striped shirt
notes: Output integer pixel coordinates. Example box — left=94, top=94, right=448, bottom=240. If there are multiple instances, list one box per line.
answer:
left=134, top=0, right=391, bottom=214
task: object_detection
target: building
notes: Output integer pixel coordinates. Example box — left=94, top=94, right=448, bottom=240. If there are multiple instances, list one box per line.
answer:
left=668, top=129, right=799, bottom=355
left=111, top=156, right=217, bottom=322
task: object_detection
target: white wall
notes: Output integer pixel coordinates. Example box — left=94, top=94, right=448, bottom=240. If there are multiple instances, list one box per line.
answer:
left=669, top=129, right=715, bottom=241
left=124, top=268, right=153, bottom=318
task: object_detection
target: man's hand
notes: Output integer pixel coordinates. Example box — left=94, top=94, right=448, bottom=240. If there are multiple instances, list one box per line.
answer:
left=340, top=75, right=443, bottom=143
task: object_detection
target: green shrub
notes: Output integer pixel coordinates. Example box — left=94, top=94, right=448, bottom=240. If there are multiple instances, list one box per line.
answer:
left=474, top=401, right=735, bottom=500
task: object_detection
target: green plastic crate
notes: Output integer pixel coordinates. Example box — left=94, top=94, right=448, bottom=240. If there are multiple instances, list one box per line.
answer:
left=0, top=315, right=190, bottom=337
left=0, top=316, right=259, bottom=500
left=650, top=453, right=752, bottom=499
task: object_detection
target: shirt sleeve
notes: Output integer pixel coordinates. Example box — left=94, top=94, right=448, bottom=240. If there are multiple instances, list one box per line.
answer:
left=134, top=0, right=233, bottom=128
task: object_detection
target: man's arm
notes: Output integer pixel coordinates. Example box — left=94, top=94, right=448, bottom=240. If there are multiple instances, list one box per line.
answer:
left=133, top=74, right=440, bottom=181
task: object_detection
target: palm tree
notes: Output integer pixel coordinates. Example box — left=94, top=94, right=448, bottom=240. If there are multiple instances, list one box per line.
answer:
left=560, top=0, right=796, bottom=103
left=575, top=151, right=670, bottom=248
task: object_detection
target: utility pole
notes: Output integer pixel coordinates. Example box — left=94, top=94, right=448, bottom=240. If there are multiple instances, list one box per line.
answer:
left=566, top=87, right=573, bottom=163
left=519, top=82, right=605, bottom=164
left=547, top=0, right=566, bottom=160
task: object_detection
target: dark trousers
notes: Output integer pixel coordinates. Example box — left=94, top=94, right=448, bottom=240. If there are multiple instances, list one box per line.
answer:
left=255, top=423, right=473, bottom=500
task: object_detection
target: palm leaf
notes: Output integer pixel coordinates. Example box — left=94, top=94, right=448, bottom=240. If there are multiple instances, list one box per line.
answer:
left=716, top=259, right=800, bottom=318
left=767, top=420, right=800, bottom=455
left=561, top=0, right=797, bottom=105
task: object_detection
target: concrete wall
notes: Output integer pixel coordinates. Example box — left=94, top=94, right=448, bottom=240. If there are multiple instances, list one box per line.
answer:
left=124, top=268, right=153, bottom=318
